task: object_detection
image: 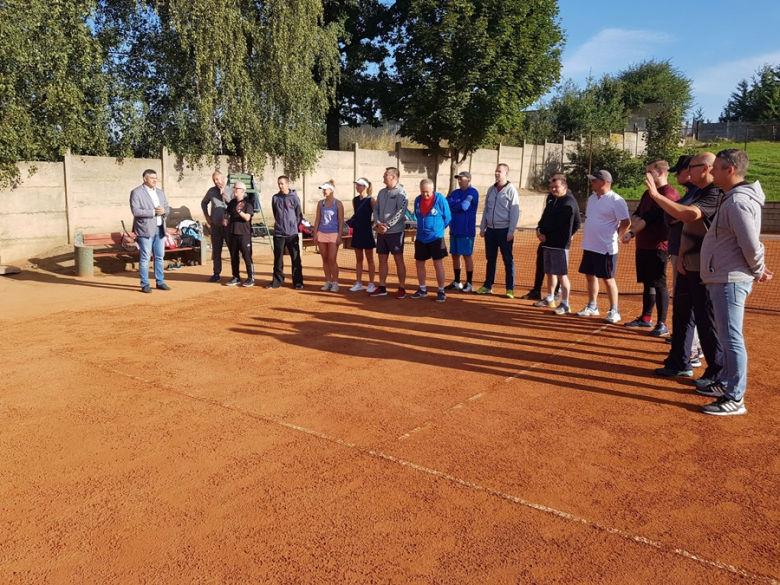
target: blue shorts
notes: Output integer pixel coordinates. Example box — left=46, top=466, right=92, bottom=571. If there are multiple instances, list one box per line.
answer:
left=579, top=250, right=617, bottom=279
left=449, top=236, right=475, bottom=256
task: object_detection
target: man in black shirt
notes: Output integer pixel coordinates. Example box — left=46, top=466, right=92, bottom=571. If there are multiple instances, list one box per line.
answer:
left=224, top=182, right=255, bottom=287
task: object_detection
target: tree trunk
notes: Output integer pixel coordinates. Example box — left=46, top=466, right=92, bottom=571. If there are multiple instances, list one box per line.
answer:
left=449, top=147, right=459, bottom=193
left=326, top=106, right=340, bottom=151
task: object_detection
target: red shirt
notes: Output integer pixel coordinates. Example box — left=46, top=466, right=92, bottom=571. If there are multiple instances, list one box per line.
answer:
left=634, top=184, right=680, bottom=251
left=419, top=195, right=434, bottom=216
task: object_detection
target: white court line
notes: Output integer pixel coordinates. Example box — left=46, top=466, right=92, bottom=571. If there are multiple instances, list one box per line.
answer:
left=397, top=323, right=610, bottom=440
left=97, top=363, right=778, bottom=584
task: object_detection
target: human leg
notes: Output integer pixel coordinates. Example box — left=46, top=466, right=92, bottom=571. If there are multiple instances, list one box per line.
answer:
left=483, top=229, right=498, bottom=289
left=286, top=235, right=304, bottom=286
left=152, top=227, right=166, bottom=286
left=137, top=236, right=152, bottom=288
left=365, top=249, right=376, bottom=284
left=708, top=282, right=751, bottom=400
left=272, top=235, right=286, bottom=285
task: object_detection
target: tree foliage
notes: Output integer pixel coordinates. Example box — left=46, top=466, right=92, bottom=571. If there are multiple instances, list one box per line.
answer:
left=382, top=0, right=563, bottom=164
left=720, top=64, right=780, bottom=123
left=617, top=59, right=692, bottom=113
left=567, top=137, right=645, bottom=198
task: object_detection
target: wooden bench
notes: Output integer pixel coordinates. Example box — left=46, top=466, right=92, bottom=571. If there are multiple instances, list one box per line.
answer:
left=74, top=229, right=207, bottom=277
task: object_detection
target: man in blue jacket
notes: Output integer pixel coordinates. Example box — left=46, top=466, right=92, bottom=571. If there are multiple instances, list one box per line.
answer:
left=411, top=179, right=451, bottom=302
left=445, top=171, right=479, bottom=292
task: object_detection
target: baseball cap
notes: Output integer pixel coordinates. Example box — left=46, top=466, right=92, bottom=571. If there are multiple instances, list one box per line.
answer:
left=354, top=179, right=369, bottom=187
left=669, top=155, right=693, bottom=173
left=454, top=171, right=472, bottom=179
left=587, top=170, right=613, bottom=183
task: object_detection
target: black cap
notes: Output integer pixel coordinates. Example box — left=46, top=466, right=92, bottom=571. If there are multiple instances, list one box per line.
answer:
left=454, top=171, right=472, bottom=179
left=669, top=155, right=693, bottom=173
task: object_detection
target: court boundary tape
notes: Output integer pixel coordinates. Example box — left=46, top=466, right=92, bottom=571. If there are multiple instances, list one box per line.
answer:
left=98, top=363, right=778, bottom=584
left=397, top=322, right=610, bottom=440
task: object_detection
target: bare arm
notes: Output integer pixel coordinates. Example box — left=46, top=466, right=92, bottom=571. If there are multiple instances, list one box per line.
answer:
left=645, top=174, right=702, bottom=223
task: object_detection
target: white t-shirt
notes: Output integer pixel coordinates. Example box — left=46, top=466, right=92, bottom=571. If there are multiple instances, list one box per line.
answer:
left=580, top=190, right=629, bottom=255
left=146, top=185, right=163, bottom=226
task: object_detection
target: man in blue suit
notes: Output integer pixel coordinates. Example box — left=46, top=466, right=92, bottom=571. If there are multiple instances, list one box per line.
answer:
left=130, top=169, right=171, bottom=293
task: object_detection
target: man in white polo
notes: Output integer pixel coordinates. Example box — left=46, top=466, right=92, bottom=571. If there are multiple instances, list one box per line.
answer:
left=576, top=170, right=630, bottom=323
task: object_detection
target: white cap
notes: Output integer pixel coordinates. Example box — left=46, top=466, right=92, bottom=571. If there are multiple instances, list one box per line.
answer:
left=354, top=179, right=369, bottom=187
left=318, top=183, right=334, bottom=191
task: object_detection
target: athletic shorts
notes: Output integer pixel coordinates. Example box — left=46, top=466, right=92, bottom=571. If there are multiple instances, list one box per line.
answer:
left=579, top=250, right=617, bottom=279
left=543, top=247, right=569, bottom=275
left=317, top=231, right=338, bottom=244
left=414, top=238, right=448, bottom=261
left=449, top=236, right=475, bottom=256
left=635, top=248, right=669, bottom=287
left=376, top=232, right=404, bottom=255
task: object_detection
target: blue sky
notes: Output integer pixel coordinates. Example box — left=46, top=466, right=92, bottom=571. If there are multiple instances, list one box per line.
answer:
left=554, top=0, right=780, bottom=121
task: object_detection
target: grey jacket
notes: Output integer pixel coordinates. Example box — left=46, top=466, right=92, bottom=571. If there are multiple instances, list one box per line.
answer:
left=201, top=185, right=234, bottom=225
left=271, top=189, right=303, bottom=237
left=700, top=181, right=765, bottom=284
left=130, top=185, right=170, bottom=237
left=480, top=182, right=521, bottom=233
left=374, top=185, right=408, bottom=234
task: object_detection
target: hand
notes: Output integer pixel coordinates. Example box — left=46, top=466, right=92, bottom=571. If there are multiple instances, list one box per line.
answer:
left=377, top=223, right=388, bottom=235
left=537, top=233, right=546, bottom=244
left=645, top=173, right=661, bottom=199
left=759, top=268, right=774, bottom=283
left=312, top=232, right=319, bottom=243
left=479, top=231, right=485, bottom=238
left=677, top=263, right=686, bottom=275
left=155, top=205, right=165, bottom=216
left=337, top=235, right=343, bottom=246
left=620, top=232, right=633, bottom=244
left=506, top=234, right=514, bottom=242
left=205, top=218, right=212, bottom=227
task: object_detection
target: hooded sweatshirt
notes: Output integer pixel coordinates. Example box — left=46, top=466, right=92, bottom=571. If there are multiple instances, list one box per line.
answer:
left=374, top=185, right=409, bottom=235
left=271, top=189, right=303, bottom=237
left=700, top=181, right=765, bottom=284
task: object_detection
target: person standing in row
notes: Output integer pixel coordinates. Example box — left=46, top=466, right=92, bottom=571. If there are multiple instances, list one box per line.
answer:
left=445, top=171, right=478, bottom=293
left=224, top=182, right=254, bottom=287
left=130, top=169, right=171, bottom=293
left=347, top=178, right=377, bottom=293
left=313, top=180, right=344, bottom=292
left=268, top=176, right=304, bottom=289
left=371, top=167, right=408, bottom=299
left=201, top=172, right=234, bottom=282
left=411, top=179, right=451, bottom=302
left=476, top=164, right=520, bottom=298
left=576, top=170, right=630, bottom=323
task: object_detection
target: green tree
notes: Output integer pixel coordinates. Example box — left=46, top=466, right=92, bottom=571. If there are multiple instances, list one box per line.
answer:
left=567, top=137, right=645, bottom=198
left=720, top=64, right=780, bottom=122
left=382, top=0, right=563, bottom=183
left=0, top=0, right=112, bottom=188
left=617, top=59, right=692, bottom=113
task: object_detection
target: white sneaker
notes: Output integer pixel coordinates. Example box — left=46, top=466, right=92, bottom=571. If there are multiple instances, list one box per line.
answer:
left=331, top=282, right=340, bottom=293
left=366, top=283, right=376, bottom=294
left=576, top=305, right=600, bottom=317
left=320, top=282, right=332, bottom=291
left=349, top=282, right=364, bottom=292
left=461, top=283, right=473, bottom=293
left=605, top=309, right=622, bottom=324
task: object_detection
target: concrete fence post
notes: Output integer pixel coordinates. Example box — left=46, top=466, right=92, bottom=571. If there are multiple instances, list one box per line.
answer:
left=63, top=150, right=74, bottom=244
left=353, top=142, right=359, bottom=195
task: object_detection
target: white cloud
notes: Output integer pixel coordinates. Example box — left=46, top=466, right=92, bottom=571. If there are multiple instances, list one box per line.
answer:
left=563, top=28, right=675, bottom=78
left=692, top=51, right=780, bottom=96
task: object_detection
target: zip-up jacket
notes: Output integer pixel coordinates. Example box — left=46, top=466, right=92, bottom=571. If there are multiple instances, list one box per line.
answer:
left=374, top=185, right=408, bottom=235
left=446, top=186, right=479, bottom=237
left=414, top=192, right=451, bottom=244
left=271, top=189, right=303, bottom=237
left=701, top=181, right=766, bottom=284
left=200, top=185, right=234, bottom=225
left=536, top=189, right=581, bottom=250
left=479, top=182, right=520, bottom=234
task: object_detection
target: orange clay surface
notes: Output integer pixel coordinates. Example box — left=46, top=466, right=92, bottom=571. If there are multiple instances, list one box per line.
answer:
left=1, top=245, right=779, bottom=584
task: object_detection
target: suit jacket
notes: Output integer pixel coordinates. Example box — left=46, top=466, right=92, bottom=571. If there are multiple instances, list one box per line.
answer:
left=130, top=185, right=170, bottom=237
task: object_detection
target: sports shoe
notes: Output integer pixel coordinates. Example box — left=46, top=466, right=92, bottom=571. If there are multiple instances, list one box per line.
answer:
left=208, top=274, right=221, bottom=283
left=395, top=287, right=406, bottom=299
left=533, top=297, right=556, bottom=308
left=349, top=282, right=364, bottom=292
left=577, top=305, right=600, bottom=317
left=520, top=290, right=542, bottom=300
left=506, top=290, right=515, bottom=299
left=461, top=283, right=474, bottom=293
left=294, top=283, right=304, bottom=290
left=444, top=281, right=462, bottom=291
left=650, top=323, right=670, bottom=337
left=689, top=357, right=702, bottom=368
left=265, top=282, right=281, bottom=289
left=156, top=283, right=171, bottom=291
left=331, top=282, right=339, bottom=293
left=702, top=396, right=746, bottom=416
left=665, top=335, right=673, bottom=344
left=554, top=304, right=571, bottom=315
left=366, top=283, right=376, bottom=294
left=554, top=292, right=562, bottom=304
left=604, top=309, right=621, bottom=324
left=141, top=285, right=152, bottom=294
left=411, top=289, right=428, bottom=299
left=436, top=290, right=446, bottom=303
left=226, top=277, right=241, bottom=286
left=475, top=286, right=493, bottom=295
left=694, top=377, right=718, bottom=389
left=320, top=282, right=332, bottom=291
left=369, top=285, right=387, bottom=297
left=695, top=382, right=725, bottom=398
left=624, top=317, right=653, bottom=329
left=242, top=278, right=255, bottom=288
left=654, top=367, right=694, bottom=378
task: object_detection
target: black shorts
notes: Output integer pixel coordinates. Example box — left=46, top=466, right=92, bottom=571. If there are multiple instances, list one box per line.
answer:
left=579, top=250, right=617, bottom=279
left=635, top=248, right=669, bottom=287
left=414, top=238, right=448, bottom=261
left=376, top=232, right=404, bottom=255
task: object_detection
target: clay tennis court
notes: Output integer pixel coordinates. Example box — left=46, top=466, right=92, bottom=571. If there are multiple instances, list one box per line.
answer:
left=2, top=240, right=779, bottom=583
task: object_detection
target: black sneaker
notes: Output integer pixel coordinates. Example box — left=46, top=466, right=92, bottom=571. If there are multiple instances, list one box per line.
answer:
left=520, top=290, right=541, bottom=300
left=243, top=279, right=255, bottom=288
left=702, top=396, right=746, bottom=416
left=294, top=283, right=304, bottom=290
left=444, top=281, right=462, bottom=291
left=410, top=289, right=428, bottom=299
left=625, top=317, right=653, bottom=329
left=436, top=290, right=446, bottom=303
left=265, top=282, right=281, bottom=289
left=226, top=277, right=241, bottom=286
left=695, top=382, right=725, bottom=397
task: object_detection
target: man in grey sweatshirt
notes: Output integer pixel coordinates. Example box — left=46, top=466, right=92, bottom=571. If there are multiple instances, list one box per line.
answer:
left=370, top=167, right=409, bottom=298
left=699, top=148, right=773, bottom=416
